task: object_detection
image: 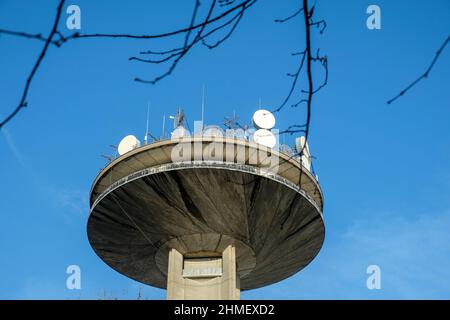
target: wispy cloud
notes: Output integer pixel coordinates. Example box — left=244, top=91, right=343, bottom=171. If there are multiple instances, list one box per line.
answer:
left=1, top=128, right=27, bottom=169
left=340, top=210, right=450, bottom=298
left=244, top=209, right=450, bottom=299
left=1, top=128, right=89, bottom=223
left=54, top=188, right=90, bottom=226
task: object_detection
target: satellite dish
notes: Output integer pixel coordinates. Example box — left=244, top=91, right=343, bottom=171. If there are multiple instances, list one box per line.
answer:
left=253, top=129, right=276, bottom=148
left=202, top=125, right=224, bottom=138
left=295, top=136, right=311, bottom=171
left=295, top=136, right=310, bottom=155
left=252, top=109, right=276, bottom=130
left=118, top=135, right=141, bottom=156
left=171, top=126, right=189, bottom=139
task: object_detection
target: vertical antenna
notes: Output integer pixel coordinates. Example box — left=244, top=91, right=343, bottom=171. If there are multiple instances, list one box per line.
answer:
left=144, top=101, right=150, bottom=145
left=162, top=114, right=166, bottom=139
left=201, top=85, right=205, bottom=129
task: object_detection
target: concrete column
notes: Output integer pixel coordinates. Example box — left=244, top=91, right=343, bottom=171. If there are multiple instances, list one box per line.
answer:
left=166, top=248, right=184, bottom=300
left=221, top=245, right=240, bottom=299
left=166, top=245, right=240, bottom=300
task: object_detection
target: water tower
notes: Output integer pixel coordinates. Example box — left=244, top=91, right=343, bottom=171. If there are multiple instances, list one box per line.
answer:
left=87, top=109, right=324, bottom=300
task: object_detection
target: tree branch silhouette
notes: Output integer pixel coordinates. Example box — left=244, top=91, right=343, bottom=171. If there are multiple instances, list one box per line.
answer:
left=387, top=34, right=449, bottom=105
left=0, top=28, right=61, bottom=46
left=0, top=0, right=326, bottom=154
left=0, top=0, right=66, bottom=129
left=0, top=0, right=254, bottom=45
left=302, top=0, right=314, bottom=142
left=134, top=0, right=218, bottom=84
left=132, top=0, right=257, bottom=84
left=272, top=0, right=328, bottom=147
left=0, top=0, right=257, bottom=128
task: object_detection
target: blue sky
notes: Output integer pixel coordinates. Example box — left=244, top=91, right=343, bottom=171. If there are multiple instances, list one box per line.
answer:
left=0, top=0, right=449, bottom=299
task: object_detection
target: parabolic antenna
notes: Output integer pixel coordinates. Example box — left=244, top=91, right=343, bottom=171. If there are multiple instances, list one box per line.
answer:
left=117, top=135, right=141, bottom=156
left=252, top=109, right=276, bottom=130
left=295, top=136, right=310, bottom=155
left=202, top=125, right=224, bottom=138
left=253, top=129, right=276, bottom=148
left=295, top=136, right=311, bottom=171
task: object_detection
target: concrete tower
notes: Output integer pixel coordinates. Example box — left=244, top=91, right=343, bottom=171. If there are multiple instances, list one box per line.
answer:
left=88, top=121, right=325, bottom=300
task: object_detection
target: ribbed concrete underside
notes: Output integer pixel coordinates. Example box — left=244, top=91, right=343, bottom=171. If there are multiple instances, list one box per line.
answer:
left=87, top=163, right=325, bottom=290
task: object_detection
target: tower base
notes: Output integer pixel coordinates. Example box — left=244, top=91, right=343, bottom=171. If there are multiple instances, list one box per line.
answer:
left=166, top=245, right=240, bottom=300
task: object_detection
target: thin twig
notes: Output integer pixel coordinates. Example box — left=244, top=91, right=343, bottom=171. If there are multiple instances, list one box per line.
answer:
left=0, top=0, right=254, bottom=44
left=133, top=0, right=256, bottom=83
left=272, top=51, right=307, bottom=113
left=0, top=28, right=60, bottom=46
left=0, top=0, right=66, bottom=129
left=387, top=34, right=450, bottom=104
left=134, top=0, right=218, bottom=84
left=275, top=6, right=304, bottom=23
left=0, top=0, right=258, bottom=127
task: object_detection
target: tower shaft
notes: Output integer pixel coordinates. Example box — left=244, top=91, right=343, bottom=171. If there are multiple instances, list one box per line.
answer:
left=167, top=245, right=240, bottom=300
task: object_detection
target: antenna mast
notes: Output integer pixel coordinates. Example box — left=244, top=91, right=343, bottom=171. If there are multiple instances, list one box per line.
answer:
left=201, top=85, right=205, bottom=129
left=145, top=102, right=150, bottom=145
left=162, top=114, right=166, bottom=139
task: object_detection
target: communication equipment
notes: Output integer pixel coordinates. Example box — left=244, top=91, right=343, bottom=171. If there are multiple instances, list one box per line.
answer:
left=170, top=108, right=185, bottom=129
left=224, top=111, right=239, bottom=130
left=252, top=109, right=275, bottom=130
left=202, top=125, right=224, bottom=138
left=118, top=135, right=141, bottom=155
left=295, top=136, right=311, bottom=171
left=226, top=127, right=246, bottom=140
left=144, top=102, right=150, bottom=145
left=253, top=129, right=276, bottom=148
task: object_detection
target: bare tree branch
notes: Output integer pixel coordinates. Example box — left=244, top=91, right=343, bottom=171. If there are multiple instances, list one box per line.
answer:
left=0, top=0, right=66, bottom=129
left=0, top=0, right=257, bottom=127
left=0, top=0, right=254, bottom=45
left=274, top=6, right=304, bottom=24
left=201, top=8, right=244, bottom=49
left=272, top=0, right=328, bottom=145
left=0, top=0, right=327, bottom=151
left=133, top=0, right=256, bottom=84
left=387, top=34, right=450, bottom=104
left=272, top=51, right=306, bottom=113
left=134, top=0, right=218, bottom=84
left=0, top=28, right=60, bottom=46
left=302, top=0, right=313, bottom=142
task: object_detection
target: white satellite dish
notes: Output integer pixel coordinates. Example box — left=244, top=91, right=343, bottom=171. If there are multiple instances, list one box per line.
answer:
left=295, top=136, right=311, bottom=171
left=118, top=135, right=141, bottom=156
left=171, top=126, right=189, bottom=139
left=295, top=136, right=310, bottom=154
left=202, top=125, right=224, bottom=138
left=252, top=109, right=276, bottom=130
left=253, top=129, right=276, bottom=148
